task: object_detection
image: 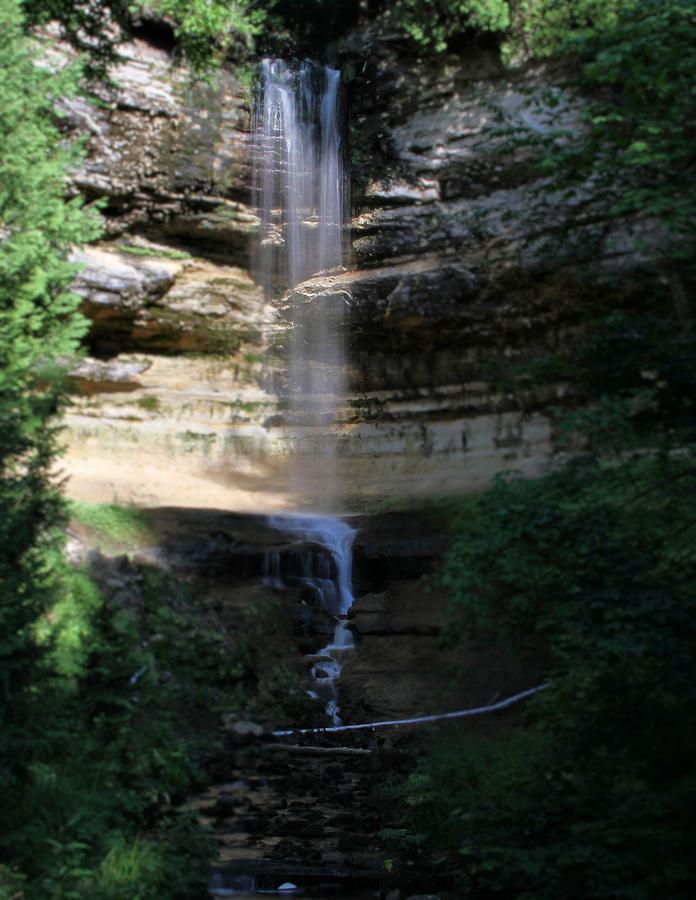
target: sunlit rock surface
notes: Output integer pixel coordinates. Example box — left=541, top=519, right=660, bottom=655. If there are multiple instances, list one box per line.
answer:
left=58, top=30, right=640, bottom=510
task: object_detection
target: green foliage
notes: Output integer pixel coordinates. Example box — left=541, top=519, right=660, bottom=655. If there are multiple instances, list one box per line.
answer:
left=135, top=395, right=162, bottom=414
left=501, top=0, right=696, bottom=259
left=21, top=0, right=269, bottom=74
left=94, top=836, right=167, bottom=898
left=0, top=0, right=99, bottom=773
left=150, top=0, right=266, bottom=70
left=399, top=9, right=696, bottom=889
left=401, top=454, right=696, bottom=897
left=69, top=501, right=152, bottom=550
left=2, top=548, right=298, bottom=897
left=19, top=0, right=652, bottom=70
left=386, top=0, right=635, bottom=57
left=117, top=244, right=191, bottom=260
left=391, top=0, right=510, bottom=53
left=34, top=567, right=102, bottom=683
left=513, top=0, right=638, bottom=58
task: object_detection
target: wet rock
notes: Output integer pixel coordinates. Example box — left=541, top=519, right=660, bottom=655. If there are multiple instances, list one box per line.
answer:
left=236, top=816, right=269, bottom=834
left=111, top=588, right=141, bottom=607
left=224, top=719, right=265, bottom=740
left=226, top=779, right=249, bottom=791
left=212, top=796, right=238, bottom=818
left=294, top=824, right=325, bottom=840
left=348, top=581, right=449, bottom=636
left=289, top=603, right=336, bottom=638
left=57, top=26, right=658, bottom=512
left=73, top=244, right=263, bottom=356
left=337, top=832, right=367, bottom=853
left=58, top=37, right=253, bottom=252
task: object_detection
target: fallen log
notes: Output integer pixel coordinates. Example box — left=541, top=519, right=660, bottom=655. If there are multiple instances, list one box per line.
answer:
left=273, top=683, right=549, bottom=737
left=260, top=744, right=371, bottom=758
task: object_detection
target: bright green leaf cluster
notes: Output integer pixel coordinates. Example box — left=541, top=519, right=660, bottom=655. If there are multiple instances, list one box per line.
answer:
left=511, top=0, right=696, bottom=254
left=0, top=0, right=100, bottom=767
left=387, top=0, right=637, bottom=57
left=392, top=0, right=511, bottom=54
left=149, top=0, right=268, bottom=70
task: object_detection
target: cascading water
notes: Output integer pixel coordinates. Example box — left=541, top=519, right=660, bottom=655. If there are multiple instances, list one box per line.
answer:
left=263, top=515, right=355, bottom=723
left=253, top=60, right=355, bottom=724
left=252, top=59, right=347, bottom=293
left=253, top=58, right=348, bottom=507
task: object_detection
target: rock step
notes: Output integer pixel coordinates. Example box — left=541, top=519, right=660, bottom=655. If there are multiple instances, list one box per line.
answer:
left=210, top=857, right=389, bottom=884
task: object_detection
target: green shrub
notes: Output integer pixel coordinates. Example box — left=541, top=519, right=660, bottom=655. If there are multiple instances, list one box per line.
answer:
left=136, top=395, right=161, bottom=414
left=0, top=0, right=100, bottom=786
left=402, top=454, right=696, bottom=898
left=2, top=555, right=258, bottom=897
left=34, top=567, right=102, bottom=684
left=70, top=501, right=152, bottom=550
left=118, top=245, right=191, bottom=261
left=386, top=0, right=638, bottom=57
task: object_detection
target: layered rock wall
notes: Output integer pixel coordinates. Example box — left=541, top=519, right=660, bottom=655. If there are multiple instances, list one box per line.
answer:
left=60, top=30, right=626, bottom=509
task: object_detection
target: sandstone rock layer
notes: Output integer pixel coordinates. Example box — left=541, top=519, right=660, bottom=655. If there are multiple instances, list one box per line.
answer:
left=59, top=32, right=629, bottom=509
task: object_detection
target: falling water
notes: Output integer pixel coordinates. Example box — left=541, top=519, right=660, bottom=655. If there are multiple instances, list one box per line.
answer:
left=253, top=60, right=355, bottom=723
left=253, top=58, right=348, bottom=508
left=263, top=515, right=356, bottom=724
left=252, top=58, right=347, bottom=293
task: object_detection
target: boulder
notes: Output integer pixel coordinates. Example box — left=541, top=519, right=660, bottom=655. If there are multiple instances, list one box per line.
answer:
left=340, top=577, right=539, bottom=724
left=347, top=581, right=449, bottom=636
left=224, top=719, right=265, bottom=739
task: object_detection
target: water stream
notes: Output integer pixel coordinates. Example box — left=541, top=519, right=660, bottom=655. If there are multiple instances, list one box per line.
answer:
left=253, top=58, right=355, bottom=725
left=263, top=515, right=356, bottom=723
left=253, top=58, right=348, bottom=508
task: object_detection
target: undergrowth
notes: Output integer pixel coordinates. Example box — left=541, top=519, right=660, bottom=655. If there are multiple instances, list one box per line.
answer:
left=69, top=502, right=152, bottom=551
left=393, top=453, right=696, bottom=898
left=0, top=549, right=304, bottom=898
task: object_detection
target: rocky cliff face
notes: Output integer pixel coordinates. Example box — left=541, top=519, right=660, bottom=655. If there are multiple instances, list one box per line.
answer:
left=60, top=29, right=630, bottom=510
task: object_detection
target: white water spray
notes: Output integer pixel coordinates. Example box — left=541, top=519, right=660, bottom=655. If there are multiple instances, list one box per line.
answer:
left=253, top=60, right=355, bottom=723
left=263, top=515, right=356, bottom=723
left=253, top=58, right=348, bottom=508
left=253, top=58, right=347, bottom=293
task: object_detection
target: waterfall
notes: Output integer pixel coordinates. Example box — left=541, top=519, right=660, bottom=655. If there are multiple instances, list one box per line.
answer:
left=263, top=515, right=356, bottom=724
left=252, top=58, right=347, bottom=293
left=253, top=58, right=348, bottom=509
left=253, top=60, right=355, bottom=724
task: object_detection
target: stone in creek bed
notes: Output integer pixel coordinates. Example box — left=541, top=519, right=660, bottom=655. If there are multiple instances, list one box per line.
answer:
left=219, top=779, right=249, bottom=792
left=235, top=816, right=269, bottom=833
left=337, top=832, right=368, bottom=852
left=212, top=796, right=237, bottom=817
left=223, top=719, right=265, bottom=738
left=302, top=654, right=335, bottom=668
left=295, top=823, right=325, bottom=839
